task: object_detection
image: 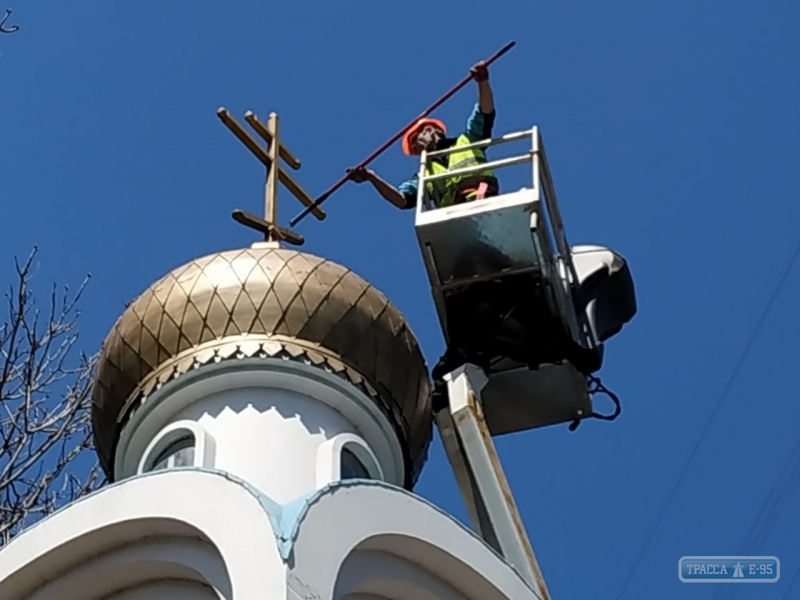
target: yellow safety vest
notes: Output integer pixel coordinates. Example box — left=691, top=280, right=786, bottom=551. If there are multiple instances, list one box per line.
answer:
left=425, top=134, right=497, bottom=208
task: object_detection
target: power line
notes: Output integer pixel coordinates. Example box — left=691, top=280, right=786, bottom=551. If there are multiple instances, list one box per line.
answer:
left=615, top=238, right=800, bottom=600
left=780, top=565, right=800, bottom=600
left=712, top=431, right=800, bottom=600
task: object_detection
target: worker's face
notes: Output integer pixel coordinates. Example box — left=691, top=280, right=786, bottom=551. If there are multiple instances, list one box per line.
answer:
left=412, top=125, right=444, bottom=155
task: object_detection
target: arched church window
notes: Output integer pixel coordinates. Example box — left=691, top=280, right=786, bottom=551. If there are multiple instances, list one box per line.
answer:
left=142, top=430, right=196, bottom=473
left=339, top=441, right=381, bottom=481
left=340, top=446, right=371, bottom=480
left=149, top=433, right=196, bottom=472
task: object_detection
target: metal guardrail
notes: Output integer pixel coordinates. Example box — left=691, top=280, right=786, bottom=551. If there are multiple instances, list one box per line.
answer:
left=422, top=153, right=533, bottom=183
left=425, top=128, right=534, bottom=158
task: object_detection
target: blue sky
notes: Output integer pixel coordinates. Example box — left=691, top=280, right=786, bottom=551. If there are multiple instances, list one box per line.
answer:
left=2, top=1, right=799, bottom=598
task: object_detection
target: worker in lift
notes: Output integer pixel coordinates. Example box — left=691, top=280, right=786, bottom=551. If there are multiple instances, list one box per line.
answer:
left=347, top=61, right=498, bottom=209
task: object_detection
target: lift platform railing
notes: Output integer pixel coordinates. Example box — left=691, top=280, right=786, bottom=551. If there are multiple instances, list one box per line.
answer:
left=414, top=128, right=533, bottom=212
left=414, top=126, right=596, bottom=350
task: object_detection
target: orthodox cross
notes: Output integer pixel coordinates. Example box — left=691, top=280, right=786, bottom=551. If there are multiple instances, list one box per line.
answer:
left=217, top=107, right=326, bottom=245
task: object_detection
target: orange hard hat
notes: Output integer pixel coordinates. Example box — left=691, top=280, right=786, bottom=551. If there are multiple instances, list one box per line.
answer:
left=402, top=118, right=447, bottom=155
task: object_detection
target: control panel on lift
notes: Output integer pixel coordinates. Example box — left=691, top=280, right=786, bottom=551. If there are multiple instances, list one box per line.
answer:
left=414, top=126, right=637, bottom=435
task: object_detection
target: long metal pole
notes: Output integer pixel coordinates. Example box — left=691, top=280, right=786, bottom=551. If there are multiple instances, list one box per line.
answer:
left=289, top=40, right=516, bottom=227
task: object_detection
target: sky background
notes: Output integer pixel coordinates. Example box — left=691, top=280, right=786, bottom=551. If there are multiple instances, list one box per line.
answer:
left=2, top=1, right=800, bottom=598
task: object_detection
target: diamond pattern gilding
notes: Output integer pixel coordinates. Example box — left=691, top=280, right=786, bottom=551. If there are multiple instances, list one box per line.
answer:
left=129, top=291, right=149, bottom=324
left=119, top=338, right=143, bottom=385
left=359, top=288, right=390, bottom=321
left=408, top=375, right=428, bottom=430
left=373, top=336, right=395, bottom=390
left=409, top=378, right=430, bottom=440
left=162, top=310, right=184, bottom=354
left=326, top=305, right=362, bottom=365
left=282, top=252, right=308, bottom=277
left=350, top=298, right=376, bottom=342
left=303, top=263, right=348, bottom=316
left=138, top=327, right=161, bottom=371
left=337, top=271, right=369, bottom=307
left=231, top=290, right=259, bottom=335
left=121, top=322, right=141, bottom=363
left=356, top=299, right=383, bottom=373
left=163, top=282, right=190, bottom=322
left=304, top=283, right=349, bottom=343
left=256, top=288, right=284, bottom=334
left=295, top=265, right=327, bottom=317
left=242, top=259, right=271, bottom=293
left=188, top=272, right=214, bottom=317
left=298, top=252, right=326, bottom=274
left=271, top=259, right=304, bottom=313
left=382, top=307, right=405, bottom=339
left=303, top=265, right=349, bottom=318
left=141, top=295, right=163, bottom=338
left=217, top=278, right=244, bottom=314
left=358, top=331, right=379, bottom=378
left=180, top=302, right=204, bottom=346
left=153, top=314, right=172, bottom=366
left=176, top=331, right=194, bottom=354
left=257, top=251, right=285, bottom=281
left=204, top=254, right=234, bottom=283
left=151, top=277, right=174, bottom=309
left=106, top=335, right=123, bottom=386
left=175, top=260, right=197, bottom=279
left=174, top=262, right=201, bottom=292
left=186, top=253, right=214, bottom=272
left=203, top=292, right=229, bottom=338
left=199, top=323, right=217, bottom=345
left=391, top=353, right=412, bottom=416
left=230, top=252, right=258, bottom=286
left=215, top=266, right=246, bottom=301
left=222, top=312, right=242, bottom=338
left=279, top=298, right=310, bottom=338
left=245, top=262, right=273, bottom=310
left=91, top=247, right=432, bottom=488
left=386, top=324, right=408, bottom=401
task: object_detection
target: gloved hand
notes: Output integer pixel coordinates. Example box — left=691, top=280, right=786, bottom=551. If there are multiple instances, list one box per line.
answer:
left=346, top=166, right=374, bottom=183
left=470, top=61, right=489, bottom=82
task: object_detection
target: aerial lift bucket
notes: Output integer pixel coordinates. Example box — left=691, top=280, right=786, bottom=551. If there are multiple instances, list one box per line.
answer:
left=414, top=126, right=637, bottom=435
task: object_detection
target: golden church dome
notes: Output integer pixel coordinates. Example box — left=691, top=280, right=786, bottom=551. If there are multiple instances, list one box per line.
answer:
left=91, top=246, right=433, bottom=487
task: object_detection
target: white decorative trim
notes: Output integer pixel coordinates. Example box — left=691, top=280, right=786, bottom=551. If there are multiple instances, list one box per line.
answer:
left=0, top=470, right=287, bottom=600
left=116, top=357, right=405, bottom=486
left=25, top=538, right=227, bottom=600
left=316, top=433, right=384, bottom=487
left=137, top=421, right=216, bottom=475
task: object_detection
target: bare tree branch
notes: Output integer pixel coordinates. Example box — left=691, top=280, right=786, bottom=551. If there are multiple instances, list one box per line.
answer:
left=0, top=247, right=105, bottom=546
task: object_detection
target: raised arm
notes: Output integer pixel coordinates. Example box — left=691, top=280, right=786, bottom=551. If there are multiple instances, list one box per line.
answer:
left=463, top=62, right=496, bottom=143
left=471, top=61, right=494, bottom=114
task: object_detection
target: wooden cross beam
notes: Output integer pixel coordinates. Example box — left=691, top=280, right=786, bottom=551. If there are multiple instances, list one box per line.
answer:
left=217, top=107, right=326, bottom=246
